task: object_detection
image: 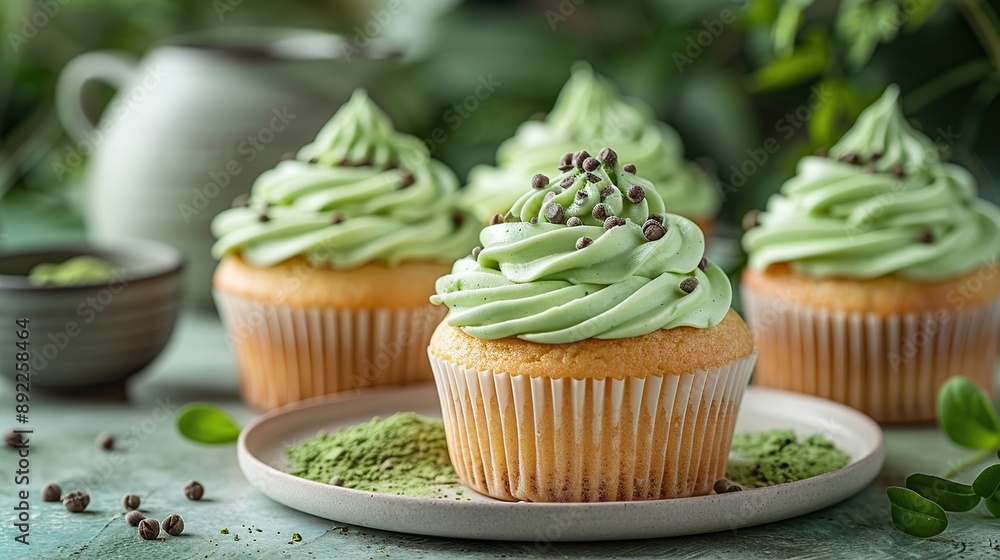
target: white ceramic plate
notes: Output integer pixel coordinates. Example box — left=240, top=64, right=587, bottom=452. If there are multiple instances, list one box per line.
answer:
left=238, top=384, right=884, bottom=541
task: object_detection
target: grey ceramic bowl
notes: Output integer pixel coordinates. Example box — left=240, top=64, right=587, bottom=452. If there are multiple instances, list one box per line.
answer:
left=0, top=241, right=184, bottom=389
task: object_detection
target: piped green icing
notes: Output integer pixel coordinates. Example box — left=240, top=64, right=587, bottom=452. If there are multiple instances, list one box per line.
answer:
left=743, top=85, right=1000, bottom=280
left=432, top=149, right=730, bottom=344
left=460, top=63, right=720, bottom=222
left=211, top=90, right=480, bottom=269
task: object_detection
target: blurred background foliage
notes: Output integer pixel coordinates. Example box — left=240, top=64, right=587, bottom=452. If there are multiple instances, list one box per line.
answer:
left=1, top=0, right=999, bottom=236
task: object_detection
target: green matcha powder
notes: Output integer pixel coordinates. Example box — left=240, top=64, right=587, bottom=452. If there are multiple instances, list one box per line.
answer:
left=726, top=429, right=850, bottom=487
left=286, top=412, right=459, bottom=497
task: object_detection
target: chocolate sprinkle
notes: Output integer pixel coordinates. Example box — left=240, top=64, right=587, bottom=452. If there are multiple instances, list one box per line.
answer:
left=532, top=173, right=550, bottom=189
left=582, top=157, right=599, bottom=172
left=919, top=230, right=934, bottom=243
left=488, top=213, right=504, bottom=226
left=679, top=277, right=699, bottom=294
left=623, top=163, right=637, bottom=174
left=742, top=209, right=761, bottom=231
left=575, top=236, right=594, bottom=250
left=576, top=190, right=589, bottom=200
left=714, top=480, right=743, bottom=494
left=400, top=174, right=415, bottom=189
left=839, top=153, right=861, bottom=165
left=544, top=202, right=565, bottom=224
left=471, top=246, right=483, bottom=260
left=529, top=216, right=538, bottom=224
left=698, top=257, right=707, bottom=271
left=559, top=152, right=574, bottom=171
left=586, top=173, right=601, bottom=183
left=257, top=213, right=270, bottom=223
left=647, top=214, right=663, bottom=224
left=870, top=152, right=883, bottom=161
left=890, top=164, right=906, bottom=178
left=642, top=220, right=666, bottom=241
left=330, top=214, right=344, bottom=225
left=280, top=152, right=296, bottom=161
left=308, top=157, right=320, bottom=164
left=560, top=176, right=576, bottom=188
left=592, top=203, right=612, bottom=220
left=598, top=147, right=618, bottom=165
left=572, top=150, right=591, bottom=169
left=600, top=185, right=615, bottom=198
left=566, top=217, right=583, bottom=227
left=604, top=216, right=626, bottom=231
left=543, top=191, right=557, bottom=205
left=626, top=185, right=645, bottom=203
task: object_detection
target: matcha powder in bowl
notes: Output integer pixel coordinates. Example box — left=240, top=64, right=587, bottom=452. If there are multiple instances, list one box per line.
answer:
left=285, top=412, right=459, bottom=497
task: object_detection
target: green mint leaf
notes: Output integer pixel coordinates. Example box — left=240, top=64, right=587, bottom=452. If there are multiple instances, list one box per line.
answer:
left=937, top=377, right=1000, bottom=450
left=973, top=464, right=1000, bottom=499
left=887, top=487, right=948, bottom=538
left=905, top=474, right=980, bottom=512
left=986, top=494, right=1000, bottom=518
left=176, top=403, right=241, bottom=444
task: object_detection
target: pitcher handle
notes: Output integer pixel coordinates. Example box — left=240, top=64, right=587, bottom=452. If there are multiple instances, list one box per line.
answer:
left=56, top=51, right=138, bottom=144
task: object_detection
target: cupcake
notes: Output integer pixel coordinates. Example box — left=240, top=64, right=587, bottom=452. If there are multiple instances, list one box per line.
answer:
left=460, top=63, right=721, bottom=235
left=742, top=85, right=1000, bottom=424
left=212, top=90, right=480, bottom=410
left=430, top=147, right=756, bottom=502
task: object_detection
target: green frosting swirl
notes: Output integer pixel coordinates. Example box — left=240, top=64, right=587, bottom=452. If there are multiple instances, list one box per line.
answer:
left=460, top=64, right=720, bottom=222
left=212, top=90, right=480, bottom=269
left=743, top=85, right=1000, bottom=280
left=432, top=152, right=730, bottom=343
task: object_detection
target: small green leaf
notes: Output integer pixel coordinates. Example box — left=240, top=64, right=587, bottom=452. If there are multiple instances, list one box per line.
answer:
left=986, top=494, right=1000, bottom=518
left=176, top=403, right=241, bottom=444
left=887, top=487, right=948, bottom=538
left=905, top=474, right=980, bottom=512
left=973, top=465, right=1000, bottom=499
left=937, top=377, right=1000, bottom=450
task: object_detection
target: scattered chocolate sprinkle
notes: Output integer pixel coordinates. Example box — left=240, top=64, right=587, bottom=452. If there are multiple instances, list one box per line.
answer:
left=604, top=216, right=626, bottom=231
left=231, top=194, right=250, bottom=208
left=559, top=152, right=574, bottom=171
left=330, top=214, right=344, bottom=225
left=592, top=203, right=612, bottom=220
left=714, top=479, right=743, bottom=494
left=814, top=148, right=828, bottom=157
left=742, top=209, right=760, bottom=231
left=258, top=213, right=270, bottom=223
left=870, top=152, right=883, bottom=161
left=586, top=173, right=601, bottom=183
left=698, top=257, right=707, bottom=271
left=471, top=246, right=482, bottom=260
left=598, top=147, right=618, bottom=165
left=400, top=174, right=415, bottom=189
left=919, top=230, right=934, bottom=243
left=529, top=217, right=538, bottom=224
left=575, top=236, right=594, bottom=250
left=839, top=153, right=861, bottom=165
left=623, top=163, right=637, bottom=174
left=626, top=185, right=645, bottom=203
left=308, top=157, right=319, bottom=164
left=600, top=185, right=615, bottom=198
left=531, top=173, right=550, bottom=189
left=642, top=220, right=666, bottom=241
left=575, top=190, right=588, bottom=200
left=280, top=152, right=296, bottom=161
left=543, top=191, right=557, bottom=205
left=890, top=164, right=905, bottom=178
left=452, top=212, right=464, bottom=227
left=572, top=150, right=591, bottom=169
left=679, top=277, right=699, bottom=294
left=544, top=202, right=565, bottom=224
left=566, top=217, right=583, bottom=227
left=488, top=213, right=504, bottom=226
left=560, top=176, right=576, bottom=188
left=647, top=214, right=663, bottom=224
left=582, top=157, right=599, bottom=172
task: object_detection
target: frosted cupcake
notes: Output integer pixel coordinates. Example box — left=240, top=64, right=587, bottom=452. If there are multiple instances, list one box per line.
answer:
left=460, top=64, right=720, bottom=235
left=212, top=90, right=480, bottom=410
left=430, top=147, right=756, bottom=502
left=742, top=85, right=1000, bottom=424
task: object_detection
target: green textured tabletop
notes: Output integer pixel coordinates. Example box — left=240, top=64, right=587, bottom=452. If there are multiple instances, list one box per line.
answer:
left=1, top=309, right=999, bottom=560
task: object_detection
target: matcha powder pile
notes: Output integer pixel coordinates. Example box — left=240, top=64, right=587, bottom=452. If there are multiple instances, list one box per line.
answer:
left=286, top=412, right=459, bottom=497
left=726, top=429, right=850, bottom=487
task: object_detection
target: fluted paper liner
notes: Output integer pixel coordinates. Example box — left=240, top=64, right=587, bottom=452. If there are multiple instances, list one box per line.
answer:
left=428, top=351, right=756, bottom=502
left=741, top=285, right=1000, bottom=424
left=215, top=290, right=445, bottom=410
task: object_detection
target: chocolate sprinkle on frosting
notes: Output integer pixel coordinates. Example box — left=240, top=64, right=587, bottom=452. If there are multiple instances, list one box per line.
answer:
left=257, top=213, right=270, bottom=223
left=544, top=202, right=565, bottom=224
left=679, top=277, right=699, bottom=294
left=603, top=216, right=626, bottom=231
left=575, top=189, right=588, bottom=200
left=330, top=214, right=344, bottom=225
left=592, top=203, right=612, bottom=220
left=890, top=164, right=906, bottom=178
left=308, top=157, right=320, bottom=164
left=471, top=246, right=483, bottom=260
left=698, top=257, right=707, bottom=271
left=529, top=216, right=538, bottom=224
left=839, top=153, right=861, bottom=165
left=566, top=216, right=583, bottom=227
left=572, top=150, right=591, bottom=168
left=626, top=185, right=645, bottom=203
left=488, top=213, right=504, bottom=226
left=400, top=174, right=415, bottom=189
left=600, top=185, right=615, bottom=198
left=642, top=220, right=666, bottom=241
left=623, top=163, right=637, bottom=174
left=560, top=176, right=576, bottom=188
left=919, top=230, right=934, bottom=243
left=742, top=209, right=761, bottom=231
left=558, top=152, right=574, bottom=171
left=586, top=173, right=601, bottom=183
left=598, top=147, right=617, bottom=165
left=531, top=173, right=550, bottom=189
left=582, top=157, right=599, bottom=172
left=543, top=191, right=556, bottom=205
left=647, top=213, right=663, bottom=224
left=871, top=152, right=883, bottom=161
left=575, top=236, right=594, bottom=250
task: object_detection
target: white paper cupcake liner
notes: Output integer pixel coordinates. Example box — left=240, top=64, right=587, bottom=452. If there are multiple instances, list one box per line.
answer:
left=741, top=286, right=1000, bottom=424
left=428, top=350, right=757, bottom=502
left=215, top=290, right=446, bottom=410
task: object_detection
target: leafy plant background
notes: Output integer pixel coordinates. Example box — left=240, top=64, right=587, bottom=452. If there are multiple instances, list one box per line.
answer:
left=1, top=0, right=999, bottom=242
